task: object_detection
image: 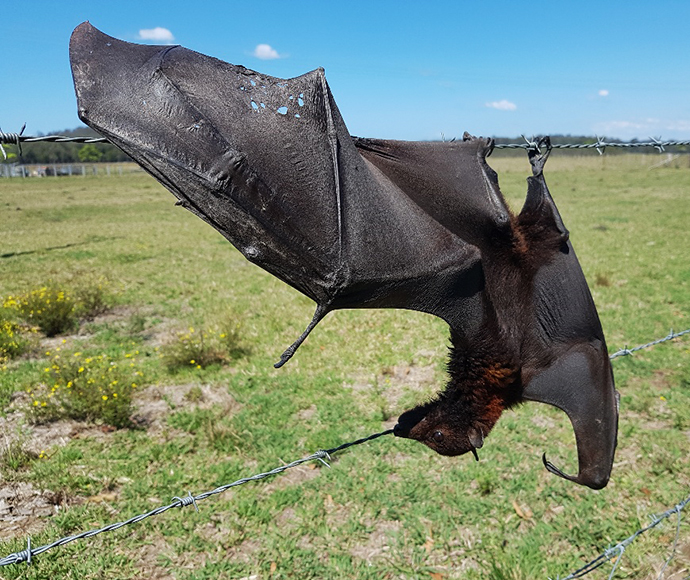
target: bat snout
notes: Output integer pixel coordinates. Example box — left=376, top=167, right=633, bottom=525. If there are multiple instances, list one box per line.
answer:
left=393, top=422, right=409, bottom=438
left=394, top=406, right=430, bottom=439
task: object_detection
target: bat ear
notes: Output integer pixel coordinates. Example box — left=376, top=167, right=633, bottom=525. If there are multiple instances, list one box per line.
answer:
left=523, top=346, right=619, bottom=489
left=468, top=426, right=484, bottom=449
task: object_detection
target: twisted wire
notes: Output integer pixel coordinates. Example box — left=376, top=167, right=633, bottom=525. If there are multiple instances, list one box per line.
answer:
left=0, top=131, right=107, bottom=145
left=1, top=131, right=689, bottom=151
left=609, top=328, right=690, bottom=360
left=0, top=429, right=393, bottom=566
left=556, top=495, right=690, bottom=580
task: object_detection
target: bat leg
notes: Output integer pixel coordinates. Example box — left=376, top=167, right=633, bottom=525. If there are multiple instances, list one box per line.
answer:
left=519, top=136, right=569, bottom=243
left=274, top=304, right=330, bottom=368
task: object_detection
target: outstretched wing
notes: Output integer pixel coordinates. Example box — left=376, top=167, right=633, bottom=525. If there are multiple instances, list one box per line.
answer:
left=69, top=23, right=502, bottom=362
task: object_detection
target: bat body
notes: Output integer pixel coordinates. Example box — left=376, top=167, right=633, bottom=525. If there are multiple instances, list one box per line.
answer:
left=69, top=23, right=619, bottom=489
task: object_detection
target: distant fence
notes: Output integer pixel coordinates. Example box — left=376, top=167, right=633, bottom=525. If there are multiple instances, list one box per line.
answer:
left=0, top=162, right=144, bottom=178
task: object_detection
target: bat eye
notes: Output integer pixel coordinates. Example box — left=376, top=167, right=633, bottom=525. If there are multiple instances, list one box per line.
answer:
left=432, top=431, right=444, bottom=443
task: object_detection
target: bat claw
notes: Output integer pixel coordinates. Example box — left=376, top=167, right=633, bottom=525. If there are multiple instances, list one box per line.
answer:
left=542, top=453, right=610, bottom=489
left=542, top=453, right=577, bottom=482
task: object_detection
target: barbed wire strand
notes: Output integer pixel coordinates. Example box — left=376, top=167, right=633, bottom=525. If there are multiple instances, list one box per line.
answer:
left=0, top=429, right=393, bottom=567
left=553, top=494, right=690, bottom=580
left=609, top=328, right=690, bottom=360
left=1, top=325, right=688, bottom=568
left=1, top=130, right=690, bottom=153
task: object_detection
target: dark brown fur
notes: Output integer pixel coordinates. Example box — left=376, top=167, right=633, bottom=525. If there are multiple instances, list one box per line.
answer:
left=395, top=173, right=567, bottom=458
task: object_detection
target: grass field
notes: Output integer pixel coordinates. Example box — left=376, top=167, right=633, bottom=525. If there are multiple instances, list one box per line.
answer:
left=0, top=153, right=689, bottom=579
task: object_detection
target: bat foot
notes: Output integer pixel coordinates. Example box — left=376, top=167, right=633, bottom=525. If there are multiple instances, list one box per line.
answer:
left=528, top=137, right=552, bottom=177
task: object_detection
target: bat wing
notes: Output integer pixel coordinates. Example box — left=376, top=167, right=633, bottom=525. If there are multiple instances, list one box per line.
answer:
left=519, top=142, right=619, bottom=489
left=69, top=23, right=493, bottom=364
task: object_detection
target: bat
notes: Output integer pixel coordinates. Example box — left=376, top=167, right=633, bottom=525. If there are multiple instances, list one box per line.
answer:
left=69, top=22, right=619, bottom=489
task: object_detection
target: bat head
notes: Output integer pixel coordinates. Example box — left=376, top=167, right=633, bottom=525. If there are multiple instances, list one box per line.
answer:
left=394, top=391, right=500, bottom=460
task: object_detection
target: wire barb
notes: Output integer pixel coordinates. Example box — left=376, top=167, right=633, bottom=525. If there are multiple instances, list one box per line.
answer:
left=172, top=491, right=199, bottom=512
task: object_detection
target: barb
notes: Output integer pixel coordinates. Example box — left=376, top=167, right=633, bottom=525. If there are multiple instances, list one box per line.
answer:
left=555, top=494, right=690, bottom=579
left=0, top=124, right=25, bottom=159
left=609, top=328, right=690, bottom=360
left=0, top=429, right=393, bottom=567
left=1, top=131, right=689, bottom=152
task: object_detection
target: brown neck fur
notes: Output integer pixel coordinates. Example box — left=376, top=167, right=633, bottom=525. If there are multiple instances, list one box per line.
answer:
left=446, top=326, right=523, bottom=436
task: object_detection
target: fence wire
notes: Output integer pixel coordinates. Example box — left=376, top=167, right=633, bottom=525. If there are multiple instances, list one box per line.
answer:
left=609, top=328, right=690, bottom=360
left=1, top=327, right=688, bottom=568
left=554, top=494, right=690, bottom=580
left=0, top=429, right=393, bottom=566
left=1, top=129, right=689, bottom=158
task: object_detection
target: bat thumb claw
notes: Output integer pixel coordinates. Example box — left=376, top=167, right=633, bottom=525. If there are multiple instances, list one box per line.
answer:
left=274, top=352, right=292, bottom=369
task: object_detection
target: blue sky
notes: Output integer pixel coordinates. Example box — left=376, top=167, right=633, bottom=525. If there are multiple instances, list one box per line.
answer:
left=3, top=1, right=689, bottom=141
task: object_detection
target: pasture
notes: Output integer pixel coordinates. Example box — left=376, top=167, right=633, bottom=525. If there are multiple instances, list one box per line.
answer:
left=0, top=153, right=689, bottom=579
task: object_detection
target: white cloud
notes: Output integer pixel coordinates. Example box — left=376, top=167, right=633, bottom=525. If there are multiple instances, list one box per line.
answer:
left=138, top=27, right=175, bottom=42
left=598, top=89, right=609, bottom=97
left=253, top=44, right=281, bottom=60
left=485, top=99, right=517, bottom=111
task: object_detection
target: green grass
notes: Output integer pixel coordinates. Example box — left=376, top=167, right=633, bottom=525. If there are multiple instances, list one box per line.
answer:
left=0, top=154, right=689, bottom=579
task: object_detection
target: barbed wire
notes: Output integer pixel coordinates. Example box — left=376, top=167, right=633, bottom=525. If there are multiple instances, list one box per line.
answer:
left=1, top=129, right=689, bottom=155
left=0, top=429, right=394, bottom=567
left=496, top=135, right=690, bottom=154
left=609, top=328, right=690, bottom=360
left=1, top=327, right=688, bottom=568
left=553, top=494, right=690, bottom=580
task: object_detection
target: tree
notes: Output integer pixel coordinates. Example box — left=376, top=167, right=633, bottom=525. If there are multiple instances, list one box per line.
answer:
left=78, top=144, right=103, bottom=162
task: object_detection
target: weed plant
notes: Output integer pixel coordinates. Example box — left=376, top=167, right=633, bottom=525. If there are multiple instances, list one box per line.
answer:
left=160, top=321, right=246, bottom=371
left=71, top=275, right=111, bottom=319
left=27, top=347, right=144, bottom=428
left=0, top=436, right=38, bottom=475
left=6, top=286, right=76, bottom=337
left=3, top=277, right=113, bottom=339
left=0, top=315, right=32, bottom=366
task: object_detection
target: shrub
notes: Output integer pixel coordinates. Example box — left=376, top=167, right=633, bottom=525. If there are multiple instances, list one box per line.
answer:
left=0, top=304, right=36, bottom=365
left=27, top=348, right=144, bottom=428
left=160, top=321, right=245, bottom=372
left=72, top=276, right=112, bottom=319
left=6, top=286, right=76, bottom=337
left=4, top=277, right=113, bottom=337
left=0, top=317, right=29, bottom=364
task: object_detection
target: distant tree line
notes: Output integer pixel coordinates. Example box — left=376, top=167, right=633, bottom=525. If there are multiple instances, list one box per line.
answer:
left=1, top=126, right=131, bottom=164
